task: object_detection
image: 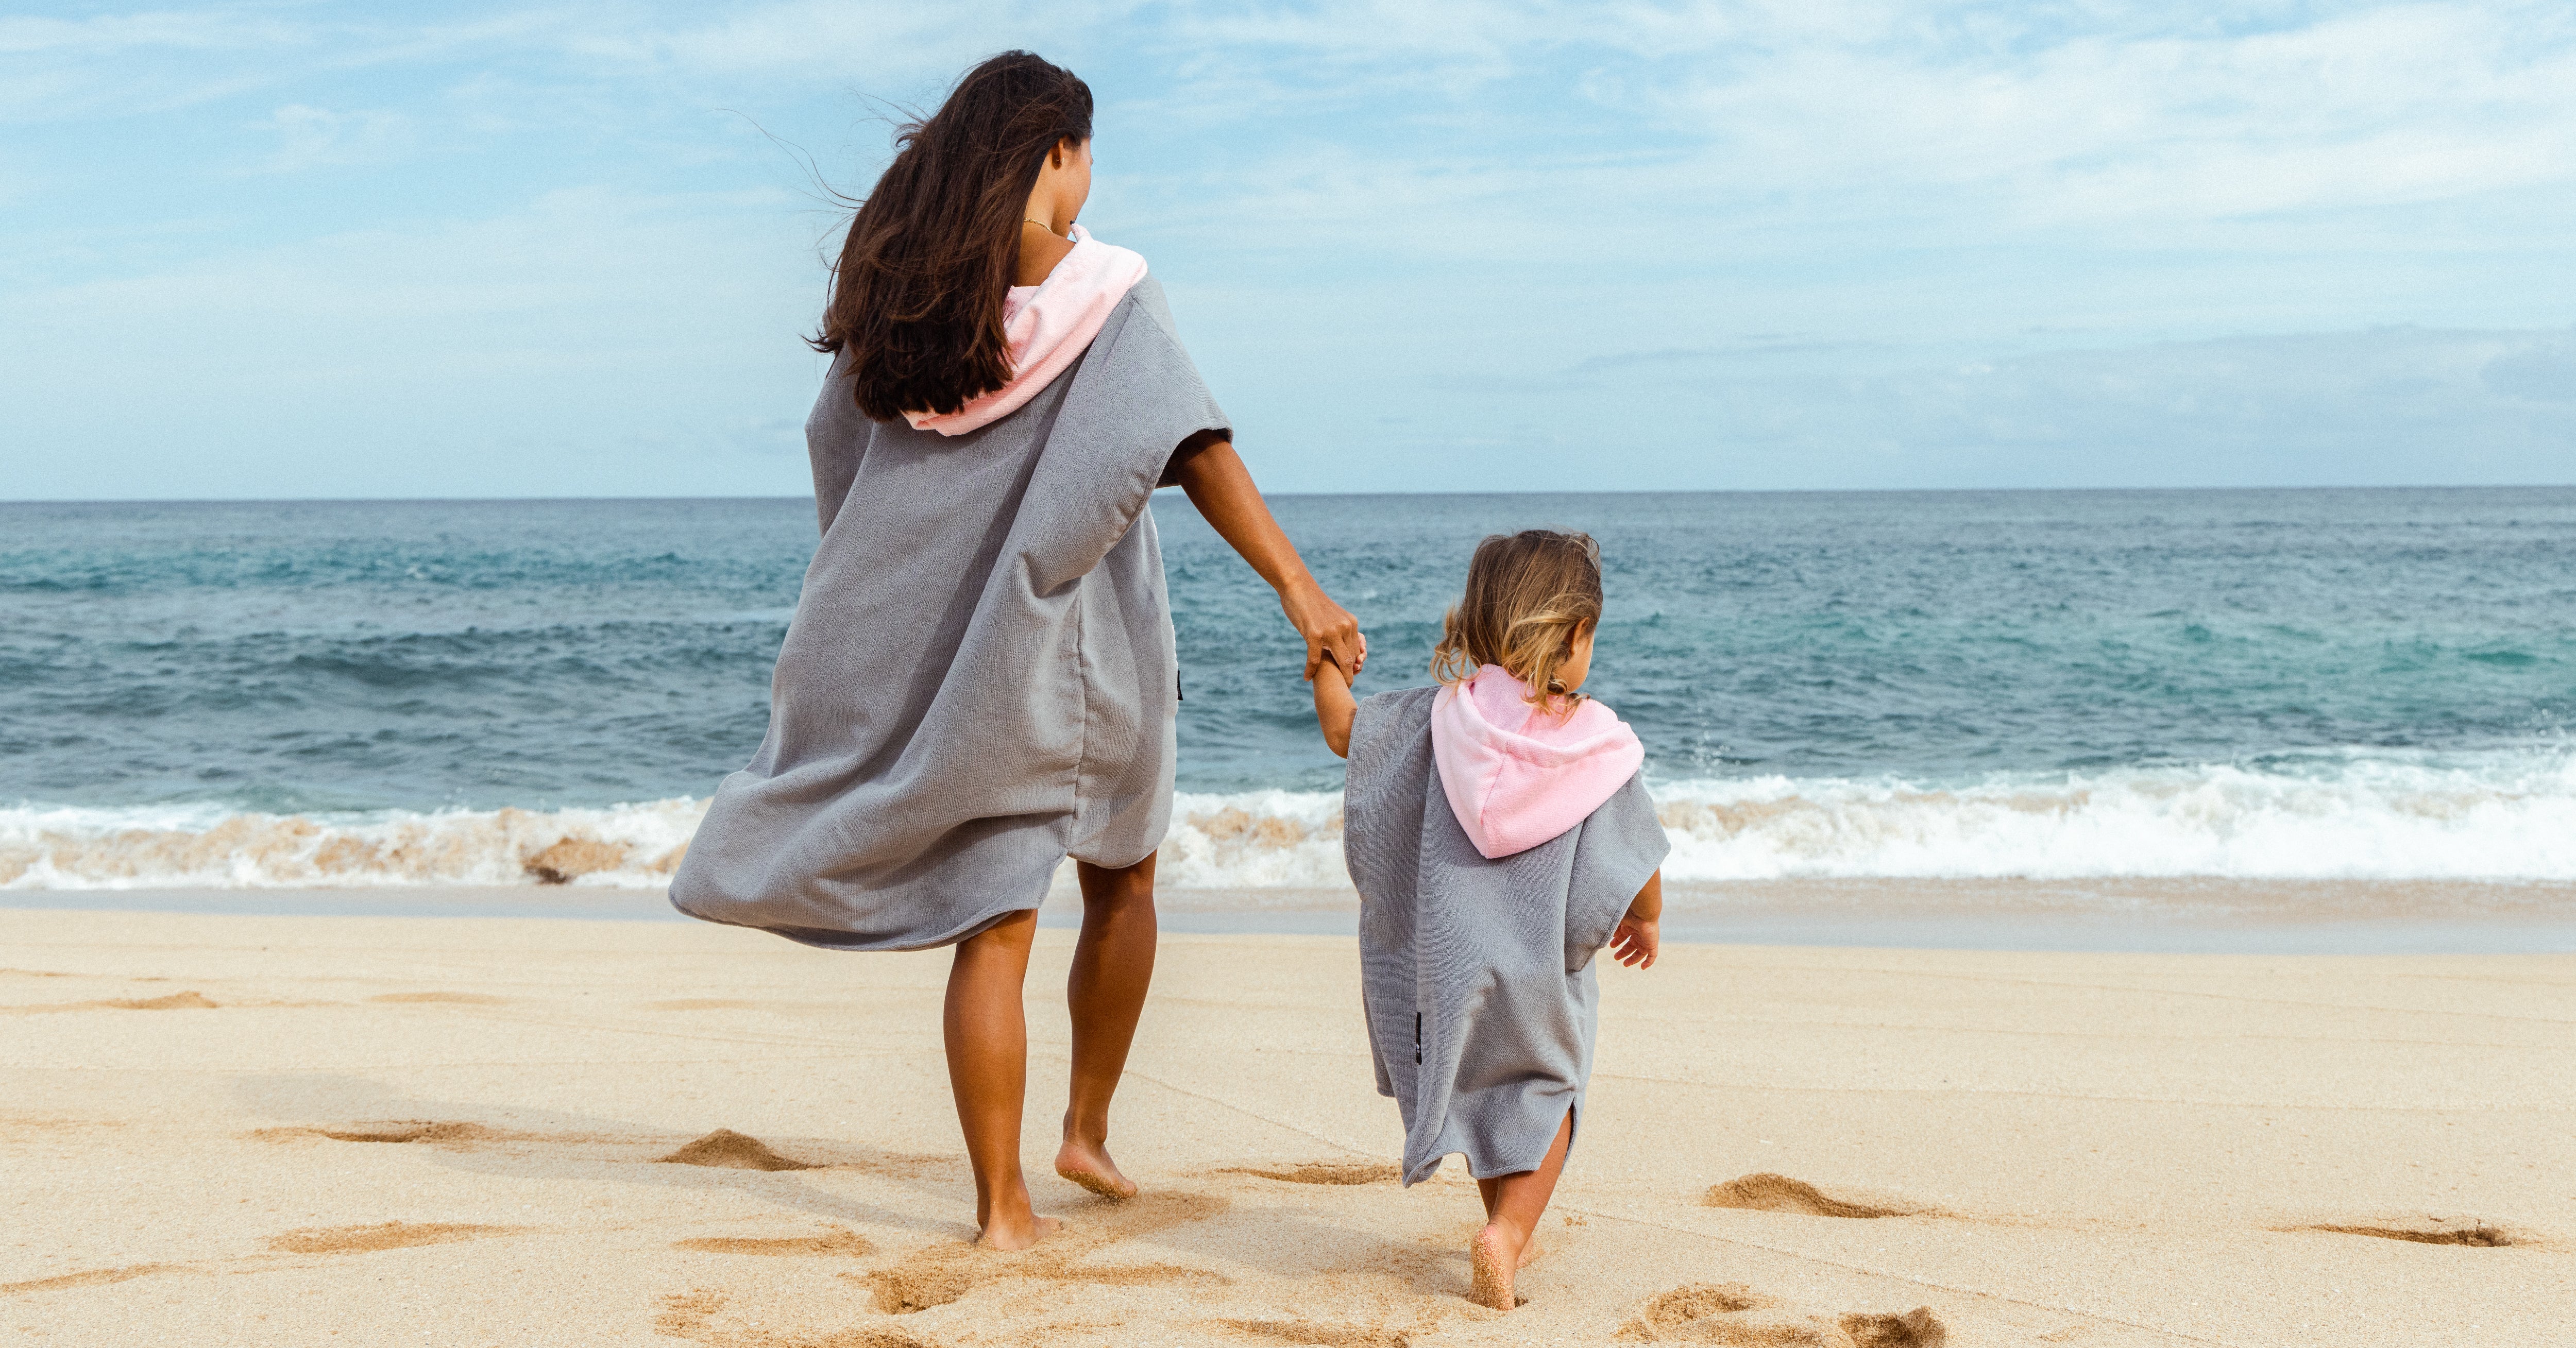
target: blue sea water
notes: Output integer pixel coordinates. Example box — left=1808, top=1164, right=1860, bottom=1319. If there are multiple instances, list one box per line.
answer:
left=3, top=488, right=2573, bottom=890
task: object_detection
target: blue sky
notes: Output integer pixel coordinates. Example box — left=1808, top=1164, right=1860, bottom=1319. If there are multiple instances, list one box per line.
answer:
left=4, top=1, right=2572, bottom=499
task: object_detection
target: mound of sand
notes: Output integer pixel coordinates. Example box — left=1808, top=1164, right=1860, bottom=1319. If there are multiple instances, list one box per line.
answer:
left=1703, top=1173, right=1931, bottom=1220
left=655, top=1129, right=817, bottom=1172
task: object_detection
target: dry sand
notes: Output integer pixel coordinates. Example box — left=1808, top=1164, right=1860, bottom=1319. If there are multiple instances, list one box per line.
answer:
left=2, top=905, right=2569, bottom=1346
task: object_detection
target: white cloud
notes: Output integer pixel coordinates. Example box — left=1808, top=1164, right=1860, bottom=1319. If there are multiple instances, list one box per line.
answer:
left=5, top=1, right=2572, bottom=497
left=0, top=183, right=829, bottom=499
left=248, top=103, right=411, bottom=173
left=1649, top=3, right=2576, bottom=226
left=0, top=10, right=306, bottom=55
left=553, top=0, right=1111, bottom=79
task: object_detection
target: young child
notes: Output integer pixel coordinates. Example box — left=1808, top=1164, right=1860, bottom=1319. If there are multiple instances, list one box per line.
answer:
left=1313, top=529, right=1668, bottom=1312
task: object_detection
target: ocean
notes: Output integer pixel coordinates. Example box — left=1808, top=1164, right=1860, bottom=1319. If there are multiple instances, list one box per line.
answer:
left=4, top=489, right=2573, bottom=895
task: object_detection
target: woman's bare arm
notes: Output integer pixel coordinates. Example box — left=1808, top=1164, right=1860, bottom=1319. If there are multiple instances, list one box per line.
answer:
left=1172, top=439, right=1364, bottom=681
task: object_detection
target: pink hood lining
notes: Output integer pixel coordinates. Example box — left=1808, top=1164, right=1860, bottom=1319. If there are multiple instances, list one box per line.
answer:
left=1430, top=664, right=1646, bottom=860
left=904, top=224, right=1149, bottom=437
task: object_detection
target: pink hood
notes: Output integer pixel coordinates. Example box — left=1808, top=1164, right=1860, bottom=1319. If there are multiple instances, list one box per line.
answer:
left=905, top=224, right=1149, bottom=436
left=1431, top=664, right=1647, bottom=860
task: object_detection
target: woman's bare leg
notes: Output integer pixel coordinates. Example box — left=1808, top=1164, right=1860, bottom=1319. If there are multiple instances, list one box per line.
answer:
left=1056, top=851, right=1158, bottom=1198
left=1469, top=1110, right=1574, bottom=1310
left=944, top=909, right=1057, bottom=1249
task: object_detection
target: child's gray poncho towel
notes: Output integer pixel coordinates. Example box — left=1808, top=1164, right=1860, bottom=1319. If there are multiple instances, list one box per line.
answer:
left=1344, top=684, right=1670, bottom=1185
left=670, top=276, right=1227, bottom=950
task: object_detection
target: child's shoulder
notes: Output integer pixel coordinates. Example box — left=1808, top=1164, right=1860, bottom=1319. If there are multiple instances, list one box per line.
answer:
left=1354, top=684, right=1438, bottom=728
left=1347, top=685, right=1438, bottom=765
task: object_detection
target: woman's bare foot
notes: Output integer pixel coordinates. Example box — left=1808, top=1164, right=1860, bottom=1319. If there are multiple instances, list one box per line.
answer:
left=1469, top=1221, right=1527, bottom=1310
left=975, top=1212, right=1061, bottom=1251
left=1054, top=1134, right=1137, bottom=1199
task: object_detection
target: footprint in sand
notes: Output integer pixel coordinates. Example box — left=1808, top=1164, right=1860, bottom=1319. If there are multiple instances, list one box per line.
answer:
left=863, top=1190, right=1233, bottom=1315
left=657, top=1289, right=930, bottom=1348
left=1217, top=1161, right=1402, bottom=1186
left=2287, top=1219, right=2524, bottom=1248
left=267, top=1221, right=521, bottom=1255
left=1617, top=1283, right=1946, bottom=1346
left=368, top=992, right=508, bottom=1004
left=1, top=1264, right=171, bottom=1296
left=306, top=1120, right=507, bottom=1145
left=657, top=1129, right=821, bottom=1172
left=674, top=1226, right=876, bottom=1257
left=1216, top=1317, right=1416, bottom=1347
left=1702, top=1173, right=1937, bottom=1220
left=8, top=991, right=218, bottom=1015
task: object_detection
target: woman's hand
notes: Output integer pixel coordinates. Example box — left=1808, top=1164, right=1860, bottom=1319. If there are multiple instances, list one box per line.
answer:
left=1173, top=440, right=1366, bottom=684
left=1283, top=579, right=1366, bottom=683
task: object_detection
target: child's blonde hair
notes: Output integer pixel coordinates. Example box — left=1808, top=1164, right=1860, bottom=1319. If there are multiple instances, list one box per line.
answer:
left=1429, top=530, right=1603, bottom=710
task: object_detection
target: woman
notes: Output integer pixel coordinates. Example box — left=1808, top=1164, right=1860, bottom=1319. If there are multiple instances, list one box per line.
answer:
left=670, top=52, right=1364, bottom=1250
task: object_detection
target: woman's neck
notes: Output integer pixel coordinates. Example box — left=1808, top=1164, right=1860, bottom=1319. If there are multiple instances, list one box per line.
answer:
left=1015, top=218, right=1075, bottom=287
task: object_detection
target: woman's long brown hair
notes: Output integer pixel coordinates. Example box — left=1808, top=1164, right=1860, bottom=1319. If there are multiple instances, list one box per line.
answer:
left=812, top=52, right=1093, bottom=422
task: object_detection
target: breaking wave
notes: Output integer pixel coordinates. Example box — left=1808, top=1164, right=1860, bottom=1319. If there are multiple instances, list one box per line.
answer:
left=7, top=746, right=2574, bottom=891
left=0, top=799, right=706, bottom=891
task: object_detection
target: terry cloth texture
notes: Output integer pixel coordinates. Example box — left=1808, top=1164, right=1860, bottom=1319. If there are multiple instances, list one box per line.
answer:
left=670, top=275, right=1228, bottom=950
left=1344, top=685, right=1671, bottom=1185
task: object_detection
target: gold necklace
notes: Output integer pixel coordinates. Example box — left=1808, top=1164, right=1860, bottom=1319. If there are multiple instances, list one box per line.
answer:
left=1024, top=217, right=1059, bottom=236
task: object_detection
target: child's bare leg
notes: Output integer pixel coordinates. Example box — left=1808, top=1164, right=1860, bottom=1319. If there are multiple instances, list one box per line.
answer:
left=1470, top=1111, right=1573, bottom=1310
left=944, top=910, right=1058, bottom=1249
left=1057, top=853, right=1158, bottom=1199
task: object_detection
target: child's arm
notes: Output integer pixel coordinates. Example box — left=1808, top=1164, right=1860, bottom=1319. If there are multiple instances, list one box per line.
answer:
left=1313, top=649, right=1357, bottom=759
left=1608, top=869, right=1662, bottom=968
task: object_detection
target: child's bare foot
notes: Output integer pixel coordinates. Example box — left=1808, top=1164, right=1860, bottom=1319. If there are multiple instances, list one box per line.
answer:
left=1054, top=1135, right=1137, bottom=1200
left=1470, top=1221, right=1526, bottom=1310
left=1518, top=1232, right=1544, bottom=1269
left=974, top=1212, right=1061, bottom=1251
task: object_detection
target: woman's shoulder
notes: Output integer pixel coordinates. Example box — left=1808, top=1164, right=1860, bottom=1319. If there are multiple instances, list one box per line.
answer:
left=1118, top=272, right=1177, bottom=336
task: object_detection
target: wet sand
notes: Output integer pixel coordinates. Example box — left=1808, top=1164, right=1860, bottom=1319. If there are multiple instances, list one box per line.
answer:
left=4, top=904, right=2570, bottom=1345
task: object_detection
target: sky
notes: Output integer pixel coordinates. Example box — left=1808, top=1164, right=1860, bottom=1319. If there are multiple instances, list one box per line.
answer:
left=3, top=1, right=2573, bottom=500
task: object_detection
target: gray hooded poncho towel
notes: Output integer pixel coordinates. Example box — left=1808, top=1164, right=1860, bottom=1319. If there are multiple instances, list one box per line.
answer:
left=1343, top=685, right=1670, bottom=1185
left=669, top=275, right=1227, bottom=950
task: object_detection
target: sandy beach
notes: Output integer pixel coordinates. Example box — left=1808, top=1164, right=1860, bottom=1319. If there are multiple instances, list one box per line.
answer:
left=5, top=903, right=2569, bottom=1346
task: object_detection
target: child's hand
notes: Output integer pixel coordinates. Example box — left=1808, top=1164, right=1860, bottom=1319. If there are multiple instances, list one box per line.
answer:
left=1609, top=870, right=1663, bottom=968
left=1313, top=650, right=1356, bottom=759
left=1608, top=912, right=1658, bottom=968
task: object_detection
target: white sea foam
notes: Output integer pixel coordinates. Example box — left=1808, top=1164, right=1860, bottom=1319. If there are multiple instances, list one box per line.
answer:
left=7, top=746, right=2574, bottom=891
left=1650, top=748, right=2576, bottom=881
left=0, top=798, right=707, bottom=891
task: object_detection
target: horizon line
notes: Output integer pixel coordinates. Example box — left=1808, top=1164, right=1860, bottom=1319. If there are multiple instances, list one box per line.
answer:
left=8, top=482, right=2576, bottom=508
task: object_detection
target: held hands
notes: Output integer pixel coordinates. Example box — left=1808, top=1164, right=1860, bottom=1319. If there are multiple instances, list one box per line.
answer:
left=1283, top=578, right=1366, bottom=684
left=1608, top=911, right=1659, bottom=968
left=1165, top=440, right=1363, bottom=685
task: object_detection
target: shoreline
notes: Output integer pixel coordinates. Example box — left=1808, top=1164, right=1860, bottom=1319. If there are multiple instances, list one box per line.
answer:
left=3, top=908, right=2567, bottom=1345
left=5, top=876, right=2571, bottom=953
